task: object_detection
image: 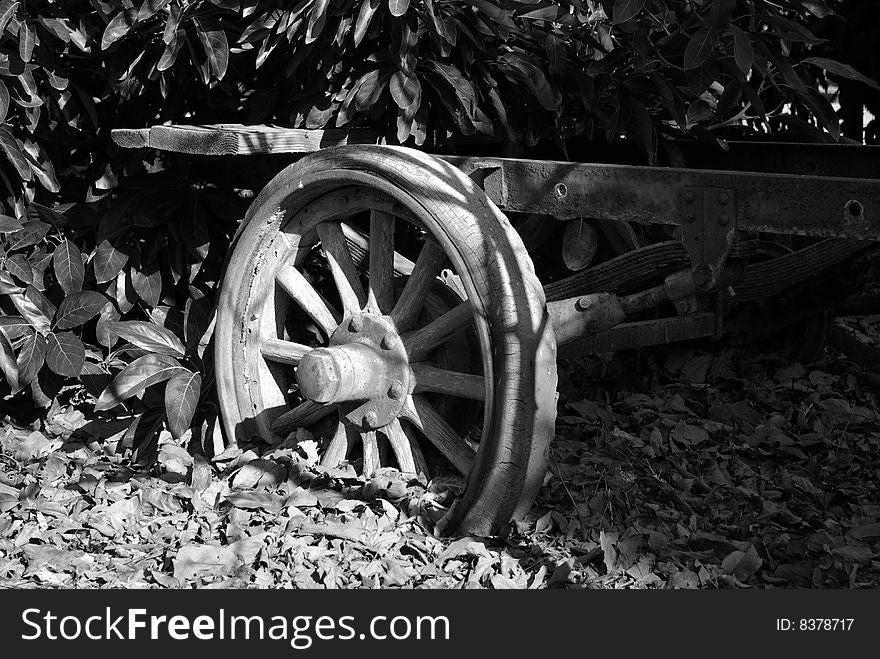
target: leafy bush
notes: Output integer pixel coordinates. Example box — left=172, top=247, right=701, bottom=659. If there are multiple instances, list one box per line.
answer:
left=1, top=0, right=878, bottom=459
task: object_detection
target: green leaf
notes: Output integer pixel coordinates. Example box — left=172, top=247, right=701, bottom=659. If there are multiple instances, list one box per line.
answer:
left=0, top=326, right=18, bottom=390
left=106, top=320, right=186, bottom=358
left=0, top=315, right=32, bottom=340
left=54, top=291, right=110, bottom=330
left=684, top=26, right=718, bottom=71
left=0, top=213, right=22, bottom=232
left=0, top=2, right=19, bottom=34
left=0, top=125, right=32, bottom=182
left=801, top=1, right=836, bottom=18
left=94, top=238, right=130, bottom=284
left=0, top=79, right=8, bottom=124
left=388, top=0, right=410, bottom=18
left=306, top=0, right=330, bottom=44
left=354, top=69, right=386, bottom=111
left=53, top=239, right=85, bottom=295
left=193, top=19, right=229, bottom=80
left=95, top=354, right=185, bottom=411
left=803, top=57, right=880, bottom=93
left=157, top=29, right=183, bottom=71
left=612, top=0, right=646, bottom=25
left=354, top=0, right=380, bottom=47
left=390, top=71, right=420, bottom=110
left=46, top=331, right=85, bottom=377
left=131, top=263, right=162, bottom=307
left=18, top=20, right=34, bottom=62
left=163, top=3, right=181, bottom=44
left=136, top=0, right=172, bottom=23
left=16, top=330, right=45, bottom=387
left=102, top=9, right=136, bottom=50
left=164, top=370, right=201, bottom=438
left=11, top=286, right=54, bottom=333
left=795, top=87, right=840, bottom=140
left=730, top=25, right=754, bottom=76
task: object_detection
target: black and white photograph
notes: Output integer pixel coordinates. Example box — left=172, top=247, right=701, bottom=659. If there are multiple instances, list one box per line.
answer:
left=0, top=0, right=878, bottom=650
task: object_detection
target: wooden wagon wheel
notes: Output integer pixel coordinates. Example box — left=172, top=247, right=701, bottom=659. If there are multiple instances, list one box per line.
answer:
left=215, top=146, right=557, bottom=536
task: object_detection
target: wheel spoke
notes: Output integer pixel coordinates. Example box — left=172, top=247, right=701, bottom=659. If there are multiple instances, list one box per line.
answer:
left=321, top=421, right=357, bottom=468
left=411, top=363, right=485, bottom=400
left=271, top=400, right=335, bottom=436
left=316, top=221, right=366, bottom=315
left=391, top=241, right=447, bottom=332
left=399, top=420, right=429, bottom=477
left=369, top=210, right=396, bottom=314
left=403, top=395, right=475, bottom=475
left=341, top=223, right=415, bottom=276
left=276, top=264, right=339, bottom=338
left=261, top=338, right=311, bottom=365
left=382, top=418, right=420, bottom=475
left=361, top=430, right=380, bottom=478
left=402, top=302, right=473, bottom=360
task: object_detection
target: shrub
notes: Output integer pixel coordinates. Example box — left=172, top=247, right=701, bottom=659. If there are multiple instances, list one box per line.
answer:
left=0, top=0, right=877, bottom=459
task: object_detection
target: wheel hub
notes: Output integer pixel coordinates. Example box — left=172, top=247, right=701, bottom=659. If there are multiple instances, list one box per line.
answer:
left=295, top=312, right=410, bottom=430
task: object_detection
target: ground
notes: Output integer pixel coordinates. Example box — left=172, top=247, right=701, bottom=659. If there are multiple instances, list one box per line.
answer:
left=1, top=314, right=878, bottom=589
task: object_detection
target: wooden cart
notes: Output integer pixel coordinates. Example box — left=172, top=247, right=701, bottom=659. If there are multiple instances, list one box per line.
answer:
left=112, top=124, right=880, bottom=535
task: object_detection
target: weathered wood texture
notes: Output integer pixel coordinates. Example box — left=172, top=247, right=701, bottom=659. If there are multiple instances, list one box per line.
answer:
left=111, top=124, right=379, bottom=155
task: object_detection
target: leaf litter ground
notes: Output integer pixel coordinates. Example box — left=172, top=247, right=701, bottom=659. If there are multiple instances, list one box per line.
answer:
left=1, top=319, right=878, bottom=589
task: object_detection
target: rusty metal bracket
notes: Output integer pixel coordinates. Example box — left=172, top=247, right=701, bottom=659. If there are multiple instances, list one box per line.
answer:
left=680, top=187, right=737, bottom=291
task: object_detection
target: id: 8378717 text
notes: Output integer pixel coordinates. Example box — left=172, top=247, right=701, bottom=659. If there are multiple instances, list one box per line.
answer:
left=776, top=619, right=854, bottom=631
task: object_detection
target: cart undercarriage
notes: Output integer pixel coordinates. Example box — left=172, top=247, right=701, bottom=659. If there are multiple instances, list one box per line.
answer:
left=113, top=124, right=880, bottom=535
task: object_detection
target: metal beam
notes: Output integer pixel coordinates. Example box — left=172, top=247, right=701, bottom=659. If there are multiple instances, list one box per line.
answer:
left=442, top=156, right=880, bottom=241
left=558, top=313, right=717, bottom=357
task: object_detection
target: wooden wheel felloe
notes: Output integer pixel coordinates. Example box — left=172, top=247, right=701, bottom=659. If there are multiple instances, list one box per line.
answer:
left=216, top=146, right=557, bottom=536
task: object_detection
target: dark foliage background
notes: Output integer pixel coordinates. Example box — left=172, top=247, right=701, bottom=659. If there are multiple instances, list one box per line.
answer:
left=0, top=0, right=877, bottom=460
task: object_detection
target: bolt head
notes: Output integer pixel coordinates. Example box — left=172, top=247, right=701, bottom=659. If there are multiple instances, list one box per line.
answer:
left=380, top=332, right=396, bottom=350
left=576, top=296, right=593, bottom=311
left=349, top=315, right=363, bottom=332
left=719, top=212, right=730, bottom=226
left=388, top=380, right=404, bottom=400
left=686, top=210, right=696, bottom=223
left=684, top=191, right=696, bottom=203
left=363, top=410, right=379, bottom=428
left=692, top=264, right=715, bottom=289
left=718, top=192, right=730, bottom=205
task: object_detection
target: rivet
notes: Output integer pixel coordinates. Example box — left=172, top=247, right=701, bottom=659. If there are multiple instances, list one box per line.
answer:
left=684, top=191, right=695, bottom=203
left=718, top=192, right=730, bottom=205
left=349, top=315, right=363, bottom=332
left=381, top=332, right=396, bottom=349
left=719, top=213, right=730, bottom=226
left=388, top=380, right=404, bottom=400
left=363, top=410, right=379, bottom=427
left=686, top=211, right=696, bottom=222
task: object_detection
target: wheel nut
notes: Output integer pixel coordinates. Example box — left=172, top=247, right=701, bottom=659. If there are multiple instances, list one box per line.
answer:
left=381, top=332, right=396, bottom=349
left=349, top=315, right=363, bottom=332
left=363, top=410, right=379, bottom=427
left=388, top=380, right=404, bottom=399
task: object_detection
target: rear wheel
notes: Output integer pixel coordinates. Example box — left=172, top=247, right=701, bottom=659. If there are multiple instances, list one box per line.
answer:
left=215, top=146, right=557, bottom=536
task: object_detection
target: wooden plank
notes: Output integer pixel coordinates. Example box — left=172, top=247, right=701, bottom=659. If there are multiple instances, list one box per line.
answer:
left=110, top=124, right=379, bottom=155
